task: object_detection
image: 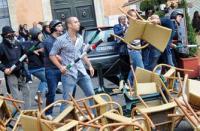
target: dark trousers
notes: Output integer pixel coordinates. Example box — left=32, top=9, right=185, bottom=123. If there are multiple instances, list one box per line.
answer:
left=45, top=68, right=61, bottom=115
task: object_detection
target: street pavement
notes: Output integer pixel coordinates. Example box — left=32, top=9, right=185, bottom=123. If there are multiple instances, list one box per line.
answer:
left=0, top=72, right=193, bottom=131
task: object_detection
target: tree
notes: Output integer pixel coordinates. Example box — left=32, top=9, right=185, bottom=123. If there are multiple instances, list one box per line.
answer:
left=180, top=0, right=197, bottom=56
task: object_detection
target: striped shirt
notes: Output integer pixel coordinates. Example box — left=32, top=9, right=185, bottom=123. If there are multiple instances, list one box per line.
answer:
left=50, top=32, right=87, bottom=79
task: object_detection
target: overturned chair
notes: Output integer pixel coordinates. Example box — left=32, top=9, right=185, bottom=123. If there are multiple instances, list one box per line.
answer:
left=0, top=95, right=24, bottom=131
left=87, top=109, right=153, bottom=131
left=173, top=74, right=200, bottom=131
left=123, top=67, right=173, bottom=110
left=18, top=94, right=122, bottom=130
left=123, top=67, right=177, bottom=131
left=12, top=101, right=81, bottom=131
left=152, top=64, right=193, bottom=94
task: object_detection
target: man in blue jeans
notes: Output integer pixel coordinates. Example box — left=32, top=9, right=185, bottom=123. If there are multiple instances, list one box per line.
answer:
left=142, top=14, right=175, bottom=71
left=126, top=9, right=144, bottom=86
left=22, top=27, right=48, bottom=104
left=50, top=16, right=95, bottom=112
left=43, top=19, right=63, bottom=119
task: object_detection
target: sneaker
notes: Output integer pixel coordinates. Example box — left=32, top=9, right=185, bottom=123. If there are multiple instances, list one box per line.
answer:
left=58, top=82, right=62, bottom=86
left=56, top=88, right=63, bottom=94
left=28, top=80, right=32, bottom=84
left=34, top=95, right=43, bottom=104
left=46, top=115, right=53, bottom=120
left=54, top=103, right=61, bottom=107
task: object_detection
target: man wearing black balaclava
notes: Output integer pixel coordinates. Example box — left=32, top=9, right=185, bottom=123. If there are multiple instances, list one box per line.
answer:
left=0, top=26, right=31, bottom=109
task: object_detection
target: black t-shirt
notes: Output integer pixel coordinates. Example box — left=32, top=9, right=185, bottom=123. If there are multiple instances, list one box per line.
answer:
left=22, top=40, right=44, bottom=69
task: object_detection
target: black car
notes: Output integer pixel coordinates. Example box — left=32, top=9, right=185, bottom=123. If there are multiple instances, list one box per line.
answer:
left=83, top=26, right=129, bottom=87
left=83, top=26, right=120, bottom=69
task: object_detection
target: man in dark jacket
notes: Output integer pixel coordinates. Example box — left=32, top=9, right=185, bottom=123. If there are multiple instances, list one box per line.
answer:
left=0, top=26, right=30, bottom=109
left=170, top=10, right=185, bottom=67
left=43, top=19, right=63, bottom=119
left=113, top=15, right=128, bottom=55
left=142, top=15, right=175, bottom=71
left=22, top=27, right=47, bottom=104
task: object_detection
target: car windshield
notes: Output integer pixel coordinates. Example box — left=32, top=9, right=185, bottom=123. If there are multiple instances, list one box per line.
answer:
left=84, top=27, right=114, bottom=44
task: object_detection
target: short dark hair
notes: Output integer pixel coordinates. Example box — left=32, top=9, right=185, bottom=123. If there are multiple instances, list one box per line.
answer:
left=65, top=16, right=76, bottom=29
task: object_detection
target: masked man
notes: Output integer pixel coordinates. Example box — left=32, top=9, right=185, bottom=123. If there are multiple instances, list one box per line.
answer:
left=0, top=26, right=31, bottom=109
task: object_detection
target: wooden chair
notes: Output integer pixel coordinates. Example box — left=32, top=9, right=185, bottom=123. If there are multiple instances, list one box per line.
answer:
left=68, top=94, right=123, bottom=121
left=173, top=74, right=200, bottom=131
left=38, top=94, right=122, bottom=130
left=20, top=114, right=78, bottom=131
left=135, top=67, right=172, bottom=104
left=187, top=79, right=200, bottom=108
left=68, top=94, right=152, bottom=131
left=82, top=109, right=152, bottom=131
left=13, top=108, right=79, bottom=131
left=99, top=122, right=145, bottom=131
left=129, top=67, right=177, bottom=131
left=0, top=99, right=11, bottom=130
left=152, top=64, right=193, bottom=93
left=62, top=94, right=153, bottom=131
left=133, top=102, right=177, bottom=131
left=0, top=95, right=24, bottom=130
left=175, top=98, right=200, bottom=131
left=124, top=67, right=173, bottom=108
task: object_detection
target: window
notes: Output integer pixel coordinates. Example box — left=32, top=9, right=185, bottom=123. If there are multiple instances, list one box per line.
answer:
left=0, top=0, right=10, bottom=41
left=0, top=0, right=9, bottom=18
left=84, top=27, right=114, bottom=44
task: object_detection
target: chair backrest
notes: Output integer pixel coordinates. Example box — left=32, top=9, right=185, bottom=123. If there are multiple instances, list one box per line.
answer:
left=0, top=99, right=11, bottom=125
left=187, top=79, right=200, bottom=108
left=134, top=67, right=171, bottom=107
left=100, top=123, right=145, bottom=131
left=20, top=114, right=78, bottom=131
left=102, top=111, right=150, bottom=131
left=135, top=67, right=153, bottom=83
left=139, top=102, right=176, bottom=131
left=175, top=98, right=200, bottom=130
left=53, top=105, right=75, bottom=123
left=163, top=68, right=176, bottom=90
left=135, top=67, right=163, bottom=96
left=93, top=94, right=114, bottom=116
left=20, top=114, right=51, bottom=131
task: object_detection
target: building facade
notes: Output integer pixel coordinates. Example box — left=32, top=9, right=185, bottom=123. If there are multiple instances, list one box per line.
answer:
left=0, top=0, right=10, bottom=33
left=1, top=0, right=199, bottom=33
left=4, top=0, right=132, bottom=32
left=187, top=0, right=200, bottom=18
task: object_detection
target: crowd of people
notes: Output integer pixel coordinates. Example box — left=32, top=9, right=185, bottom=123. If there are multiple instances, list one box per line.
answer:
left=113, top=7, right=200, bottom=89
left=0, top=4, right=199, bottom=120
left=0, top=17, right=95, bottom=120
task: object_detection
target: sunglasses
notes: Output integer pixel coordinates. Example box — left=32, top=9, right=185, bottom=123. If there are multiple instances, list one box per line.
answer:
left=5, top=34, right=15, bottom=39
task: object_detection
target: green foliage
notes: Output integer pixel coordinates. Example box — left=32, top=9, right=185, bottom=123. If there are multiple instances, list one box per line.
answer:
left=140, top=0, right=167, bottom=11
left=140, top=0, right=167, bottom=17
left=140, top=0, right=154, bottom=11
left=155, top=10, right=165, bottom=17
left=180, top=0, right=197, bottom=56
left=187, top=17, right=197, bottom=56
left=179, top=0, right=187, bottom=8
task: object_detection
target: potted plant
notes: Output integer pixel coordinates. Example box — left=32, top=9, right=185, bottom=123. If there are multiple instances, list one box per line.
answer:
left=179, top=0, right=199, bottom=78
